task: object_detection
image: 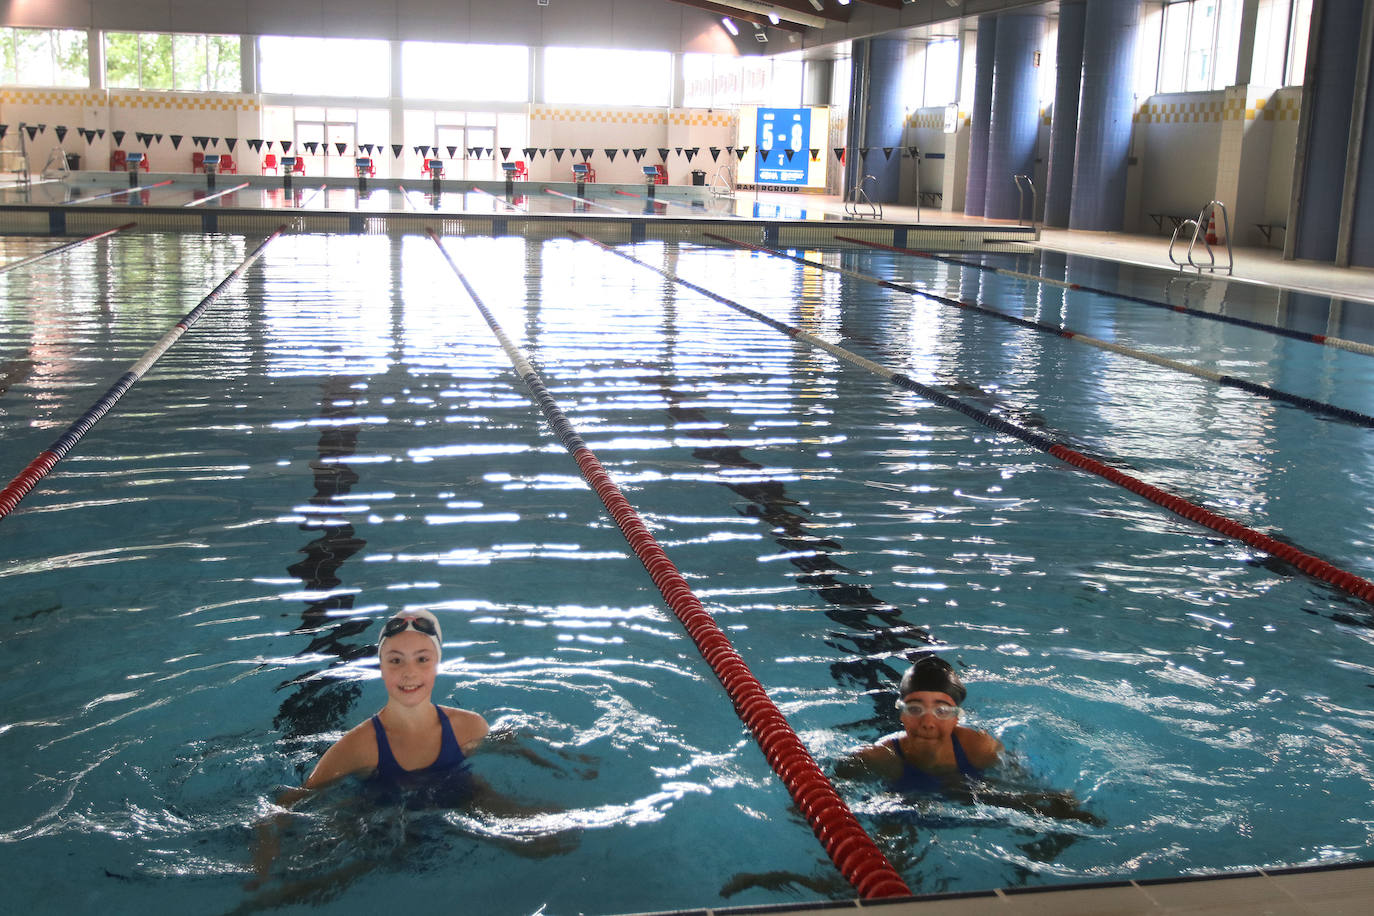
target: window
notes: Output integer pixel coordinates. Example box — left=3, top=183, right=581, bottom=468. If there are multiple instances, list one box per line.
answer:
left=544, top=47, right=671, bottom=107
left=259, top=36, right=388, bottom=97
left=401, top=42, right=528, bottom=102
left=1286, top=0, right=1312, bottom=85
left=924, top=40, right=959, bottom=107
left=105, top=32, right=240, bottom=91
left=1155, top=0, right=1243, bottom=93
left=0, top=28, right=88, bottom=86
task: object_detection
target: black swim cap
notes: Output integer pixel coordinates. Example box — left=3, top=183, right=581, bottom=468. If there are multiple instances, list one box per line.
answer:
left=898, top=655, right=967, bottom=705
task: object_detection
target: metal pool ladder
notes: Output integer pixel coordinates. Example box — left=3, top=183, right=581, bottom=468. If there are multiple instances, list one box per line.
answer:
left=1014, top=174, right=1039, bottom=239
left=1168, top=200, right=1233, bottom=275
left=710, top=165, right=734, bottom=198
left=844, top=174, right=883, bottom=219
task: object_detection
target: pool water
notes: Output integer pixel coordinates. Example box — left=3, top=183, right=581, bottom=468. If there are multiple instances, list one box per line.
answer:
left=2, top=232, right=1373, bottom=915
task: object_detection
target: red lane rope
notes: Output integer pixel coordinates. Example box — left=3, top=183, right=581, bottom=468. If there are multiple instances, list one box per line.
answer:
left=0, top=227, right=285, bottom=521
left=0, top=222, right=136, bottom=274
left=426, top=230, right=912, bottom=899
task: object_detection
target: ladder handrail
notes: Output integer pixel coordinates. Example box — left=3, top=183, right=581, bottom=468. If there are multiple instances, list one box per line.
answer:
left=1167, top=200, right=1233, bottom=275
left=1014, top=174, right=1039, bottom=239
left=844, top=174, right=882, bottom=219
left=710, top=165, right=734, bottom=198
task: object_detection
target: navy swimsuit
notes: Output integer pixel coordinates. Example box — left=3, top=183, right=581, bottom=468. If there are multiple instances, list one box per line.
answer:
left=882, top=732, right=984, bottom=793
left=364, top=704, right=472, bottom=805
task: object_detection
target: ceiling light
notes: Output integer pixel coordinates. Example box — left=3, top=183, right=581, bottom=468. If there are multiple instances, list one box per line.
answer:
left=722, top=16, right=739, bottom=35
left=769, top=11, right=780, bottom=24
left=809, top=0, right=824, bottom=9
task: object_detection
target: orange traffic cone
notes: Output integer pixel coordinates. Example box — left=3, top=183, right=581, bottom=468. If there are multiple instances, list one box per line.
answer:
left=1205, top=206, right=1221, bottom=245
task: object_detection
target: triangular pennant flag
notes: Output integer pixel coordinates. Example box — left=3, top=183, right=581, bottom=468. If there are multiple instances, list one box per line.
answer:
left=633, top=148, right=646, bottom=162
left=248, top=139, right=262, bottom=152
left=757, top=149, right=767, bottom=161
left=391, top=144, right=403, bottom=158
left=860, top=147, right=871, bottom=160
left=580, top=148, right=593, bottom=161
left=907, top=146, right=919, bottom=159
left=736, top=148, right=748, bottom=161
left=97, top=129, right=106, bottom=139
left=622, top=148, right=630, bottom=157
left=110, top=128, right=124, bottom=145
left=883, top=147, right=894, bottom=160
left=523, top=147, right=536, bottom=160
left=226, top=138, right=238, bottom=152
left=0, top=125, right=8, bottom=141
left=192, top=136, right=204, bottom=149
left=54, top=126, right=67, bottom=142
left=501, top=146, right=511, bottom=160
left=553, top=148, right=564, bottom=161
left=36, top=124, right=46, bottom=134
left=710, top=147, right=721, bottom=162
left=466, top=146, right=476, bottom=158
left=415, top=146, right=425, bottom=156
left=538, top=148, right=548, bottom=158
left=726, top=146, right=735, bottom=156
left=280, top=140, right=291, bottom=153
left=445, top=145, right=456, bottom=158
left=361, top=144, right=372, bottom=155
left=304, top=141, right=319, bottom=155
left=834, top=147, right=845, bottom=163
left=605, top=149, right=617, bottom=161
left=75, top=127, right=87, bottom=143
left=658, top=148, right=670, bottom=161
left=155, top=133, right=163, bottom=143
left=264, top=140, right=274, bottom=151
left=686, top=148, right=698, bottom=162
left=811, top=148, right=820, bottom=161
left=674, top=147, right=682, bottom=156
left=169, top=134, right=183, bottom=149
left=335, top=142, right=347, bottom=155
left=209, top=137, right=219, bottom=149
left=784, top=149, right=796, bottom=162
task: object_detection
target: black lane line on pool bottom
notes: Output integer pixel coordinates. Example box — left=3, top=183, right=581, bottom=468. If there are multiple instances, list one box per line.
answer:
left=839, top=236, right=1374, bottom=360
left=273, top=375, right=373, bottom=745
left=819, top=237, right=1374, bottom=429
left=571, top=232, right=1374, bottom=610
left=0, top=221, right=136, bottom=274
left=427, top=230, right=912, bottom=900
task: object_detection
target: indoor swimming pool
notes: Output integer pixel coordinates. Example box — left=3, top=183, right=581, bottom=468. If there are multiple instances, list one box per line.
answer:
left=2, top=230, right=1372, bottom=915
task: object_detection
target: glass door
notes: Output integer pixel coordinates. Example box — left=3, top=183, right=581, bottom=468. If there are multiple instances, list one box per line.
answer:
left=464, top=126, right=496, bottom=181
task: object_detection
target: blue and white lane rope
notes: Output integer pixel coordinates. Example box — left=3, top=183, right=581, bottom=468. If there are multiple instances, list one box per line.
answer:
left=0, top=222, right=136, bottom=275
left=718, top=234, right=1373, bottom=428
left=425, top=229, right=912, bottom=899
left=0, top=227, right=285, bottom=521
left=569, top=231, right=1374, bottom=607
left=841, top=236, right=1374, bottom=359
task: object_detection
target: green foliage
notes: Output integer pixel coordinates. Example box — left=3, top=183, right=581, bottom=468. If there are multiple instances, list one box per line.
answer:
left=104, top=32, right=140, bottom=88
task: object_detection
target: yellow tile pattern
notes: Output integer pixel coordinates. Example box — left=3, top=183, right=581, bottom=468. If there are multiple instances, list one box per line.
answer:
left=1262, top=95, right=1301, bottom=121
left=1134, top=100, right=1225, bottom=123
left=110, top=92, right=259, bottom=111
left=530, top=106, right=734, bottom=128
left=0, top=88, right=103, bottom=106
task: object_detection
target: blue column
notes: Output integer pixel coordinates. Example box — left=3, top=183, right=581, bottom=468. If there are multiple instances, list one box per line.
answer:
left=1293, top=0, right=1363, bottom=262
left=1069, top=0, right=1140, bottom=230
left=1350, top=63, right=1374, bottom=267
left=964, top=16, right=997, bottom=216
left=984, top=11, right=1045, bottom=220
left=860, top=37, right=908, bottom=204
left=1045, top=1, right=1086, bottom=228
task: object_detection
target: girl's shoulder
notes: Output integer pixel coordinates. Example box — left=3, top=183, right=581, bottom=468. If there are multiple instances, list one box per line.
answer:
left=954, top=725, right=1003, bottom=768
left=437, top=704, right=490, bottom=752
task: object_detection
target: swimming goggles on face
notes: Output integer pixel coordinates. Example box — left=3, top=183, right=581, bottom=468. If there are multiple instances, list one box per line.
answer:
left=381, top=615, right=438, bottom=639
left=895, top=698, right=959, bottom=720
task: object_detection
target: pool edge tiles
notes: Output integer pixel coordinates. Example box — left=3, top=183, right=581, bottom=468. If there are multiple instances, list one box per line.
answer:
left=613, top=859, right=1374, bottom=915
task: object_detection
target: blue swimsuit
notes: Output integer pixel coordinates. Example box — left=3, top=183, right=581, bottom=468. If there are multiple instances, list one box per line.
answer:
left=364, top=704, right=472, bottom=805
left=882, top=732, right=984, bottom=793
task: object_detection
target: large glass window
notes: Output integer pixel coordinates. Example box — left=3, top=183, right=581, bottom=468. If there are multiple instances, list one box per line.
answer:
left=0, top=28, right=88, bottom=86
left=401, top=42, right=528, bottom=102
left=105, top=32, right=239, bottom=91
left=1155, top=0, right=1245, bottom=93
left=259, top=36, right=388, bottom=97
left=544, top=47, right=671, bottom=107
left=924, top=40, right=959, bottom=107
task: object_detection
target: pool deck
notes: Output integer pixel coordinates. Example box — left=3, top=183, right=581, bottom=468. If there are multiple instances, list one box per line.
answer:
left=623, top=859, right=1374, bottom=916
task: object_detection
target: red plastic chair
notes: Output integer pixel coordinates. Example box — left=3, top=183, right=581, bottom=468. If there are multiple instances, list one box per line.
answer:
left=191, top=151, right=205, bottom=173
left=219, top=153, right=237, bottom=174
left=139, top=155, right=150, bottom=172
left=291, top=157, right=305, bottom=175
left=355, top=157, right=375, bottom=177
left=261, top=153, right=278, bottom=174
left=422, top=158, right=444, bottom=178
left=512, top=161, right=528, bottom=180
left=109, top=150, right=127, bottom=171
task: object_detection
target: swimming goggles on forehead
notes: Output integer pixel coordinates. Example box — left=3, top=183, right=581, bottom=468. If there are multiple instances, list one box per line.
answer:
left=381, top=615, right=438, bottom=639
left=895, top=698, right=959, bottom=719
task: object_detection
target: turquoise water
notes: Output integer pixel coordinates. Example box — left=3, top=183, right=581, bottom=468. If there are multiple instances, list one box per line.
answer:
left=2, top=233, right=1373, bottom=915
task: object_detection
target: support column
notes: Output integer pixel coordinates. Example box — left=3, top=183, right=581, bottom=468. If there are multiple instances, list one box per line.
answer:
left=1288, top=0, right=1363, bottom=262
left=964, top=16, right=997, bottom=216
left=1337, top=0, right=1374, bottom=267
left=984, top=10, right=1045, bottom=220
left=1045, top=1, right=1085, bottom=228
left=1069, top=0, right=1141, bottom=231
left=859, top=37, right=908, bottom=204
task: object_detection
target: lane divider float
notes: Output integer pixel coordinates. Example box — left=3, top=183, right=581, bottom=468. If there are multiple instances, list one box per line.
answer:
left=425, top=228, right=912, bottom=900
left=0, top=226, right=286, bottom=522
left=841, top=236, right=1374, bottom=359
left=713, top=235, right=1373, bottom=427
left=182, top=182, right=251, bottom=208
left=570, top=231, right=1374, bottom=607
left=0, top=222, right=137, bottom=275
left=540, top=186, right=629, bottom=214
left=72, top=180, right=175, bottom=204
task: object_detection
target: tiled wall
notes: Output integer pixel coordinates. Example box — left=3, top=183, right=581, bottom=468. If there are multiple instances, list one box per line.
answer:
left=527, top=105, right=736, bottom=185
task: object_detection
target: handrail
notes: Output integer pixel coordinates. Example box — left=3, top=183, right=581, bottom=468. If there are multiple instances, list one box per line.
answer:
left=843, top=174, right=882, bottom=219
left=1168, top=200, right=1233, bottom=275
left=710, top=165, right=734, bottom=198
left=1014, top=174, right=1039, bottom=239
